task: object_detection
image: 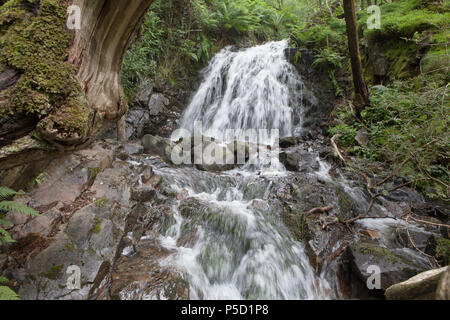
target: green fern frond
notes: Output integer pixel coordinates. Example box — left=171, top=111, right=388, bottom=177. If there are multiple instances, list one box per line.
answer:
left=0, top=217, right=13, bottom=227
left=0, top=187, right=17, bottom=201
left=0, top=227, right=15, bottom=245
left=0, top=201, right=39, bottom=216
left=0, top=286, right=19, bottom=300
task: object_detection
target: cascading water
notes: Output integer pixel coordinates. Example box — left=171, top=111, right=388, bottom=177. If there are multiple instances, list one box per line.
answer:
left=177, top=40, right=305, bottom=143
left=148, top=40, right=331, bottom=299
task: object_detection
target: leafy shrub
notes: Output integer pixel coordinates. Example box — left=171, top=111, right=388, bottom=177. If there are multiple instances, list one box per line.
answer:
left=329, top=73, right=449, bottom=200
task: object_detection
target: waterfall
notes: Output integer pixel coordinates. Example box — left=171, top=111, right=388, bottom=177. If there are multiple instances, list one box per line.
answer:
left=178, top=40, right=305, bottom=143
left=143, top=41, right=331, bottom=300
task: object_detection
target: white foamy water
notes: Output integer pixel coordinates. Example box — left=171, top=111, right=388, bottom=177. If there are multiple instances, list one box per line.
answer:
left=177, top=40, right=305, bottom=144
left=156, top=174, right=329, bottom=300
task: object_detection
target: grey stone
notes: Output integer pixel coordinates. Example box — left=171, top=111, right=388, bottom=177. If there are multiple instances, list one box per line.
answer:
left=148, top=93, right=169, bottom=116
left=134, top=85, right=154, bottom=107
left=131, top=186, right=156, bottom=202
left=142, top=134, right=175, bottom=163
left=385, top=266, right=448, bottom=300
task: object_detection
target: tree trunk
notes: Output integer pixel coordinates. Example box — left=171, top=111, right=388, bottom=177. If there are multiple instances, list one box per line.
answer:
left=343, top=0, right=370, bottom=118
left=70, top=0, right=154, bottom=135
left=0, top=0, right=153, bottom=183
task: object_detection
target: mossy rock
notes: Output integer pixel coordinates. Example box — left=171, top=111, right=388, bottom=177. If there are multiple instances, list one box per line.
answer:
left=348, top=242, right=428, bottom=290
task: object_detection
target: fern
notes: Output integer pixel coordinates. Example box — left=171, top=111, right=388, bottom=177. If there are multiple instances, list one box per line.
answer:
left=0, top=187, right=16, bottom=201
left=0, top=187, right=40, bottom=246
left=0, top=201, right=39, bottom=216
left=0, top=228, right=15, bottom=245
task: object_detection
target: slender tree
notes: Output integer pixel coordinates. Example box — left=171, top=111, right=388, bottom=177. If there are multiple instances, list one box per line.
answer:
left=343, top=0, right=370, bottom=118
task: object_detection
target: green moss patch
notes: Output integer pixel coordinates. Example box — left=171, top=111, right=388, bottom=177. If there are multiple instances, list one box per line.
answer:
left=0, top=0, right=91, bottom=145
left=41, top=263, right=64, bottom=280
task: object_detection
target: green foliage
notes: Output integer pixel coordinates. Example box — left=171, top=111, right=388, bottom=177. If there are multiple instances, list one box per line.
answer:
left=313, top=48, right=344, bottom=70
left=290, top=15, right=346, bottom=50
left=435, top=237, right=450, bottom=266
left=359, top=0, right=449, bottom=39
left=121, top=0, right=314, bottom=99
left=330, top=73, right=449, bottom=200
left=0, top=283, right=19, bottom=300
left=121, top=11, right=163, bottom=98
left=0, top=187, right=39, bottom=246
left=329, top=123, right=358, bottom=148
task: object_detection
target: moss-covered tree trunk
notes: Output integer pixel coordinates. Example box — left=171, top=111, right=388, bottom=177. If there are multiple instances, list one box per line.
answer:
left=343, top=0, right=370, bottom=117
left=0, top=0, right=153, bottom=187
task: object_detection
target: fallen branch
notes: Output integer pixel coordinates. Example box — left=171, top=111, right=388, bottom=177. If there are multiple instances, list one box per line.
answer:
left=327, top=242, right=350, bottom=262
left=408, top=213, right=450, bottom=229
left=331, top=134, right=346, bottom=165
left=403, top=213, right=439, bottom=269
left=307, top=205, right=334, bottom=215
left=343, top=199, right=375, bottom=224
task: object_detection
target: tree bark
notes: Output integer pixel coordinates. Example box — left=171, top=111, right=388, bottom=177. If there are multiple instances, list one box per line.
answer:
left=117, top=115, right=127, bottom=142
left=343, top=0, right=370, bottom=118
left=70, top=0, right=154, bottom=134
left=0, top=0, right=153, bottom=183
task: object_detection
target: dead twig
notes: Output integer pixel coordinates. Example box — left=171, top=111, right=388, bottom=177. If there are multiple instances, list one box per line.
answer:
left=403, top=213, right=439, bottom=269
left=343, top=198, right=375, bottom=224
left=307, top=205, right=334, bottom=215
left=331, top=134, right=346, bottom=165
left=408, top=213, right=450, bottom=229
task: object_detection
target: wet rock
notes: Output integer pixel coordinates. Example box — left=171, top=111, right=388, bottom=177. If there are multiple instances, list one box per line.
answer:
left=195, top=139, right=249, bottom=172
left=385, top=266, right=448, bottom=300
left=279, top=149, right=319, bottom=173
left=17, top=232, right=105, bottom=300
left=179, top=198, right=203, bottom=219
left=285, top=48, right=335, bottom=132
left=347, top=242, right=429, bottom=290
left=126, top=109, right=151, bottom=140
left=107, top=238, right=189, bottom=300
left=131, top=186, right=156, bottom=202
left=116, top=141, right=144, bottom=160
left=141, top=166, right=154, bottom=184
left=27, top=142, right=114, bottom=208
left=142, top=134, right=175, bottom=163
left=90, top=162, right=134, bottom=207
left=279, top=136, right=303, bottom=148
left=134, top=85, right=154, bottom=107
left=12, top=215, right=52, bottom=239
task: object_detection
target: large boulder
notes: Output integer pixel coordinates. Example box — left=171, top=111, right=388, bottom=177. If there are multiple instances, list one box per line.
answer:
left=385, top=266, right=448, bottom=300
left=347, top=242, right=430, bottom=291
